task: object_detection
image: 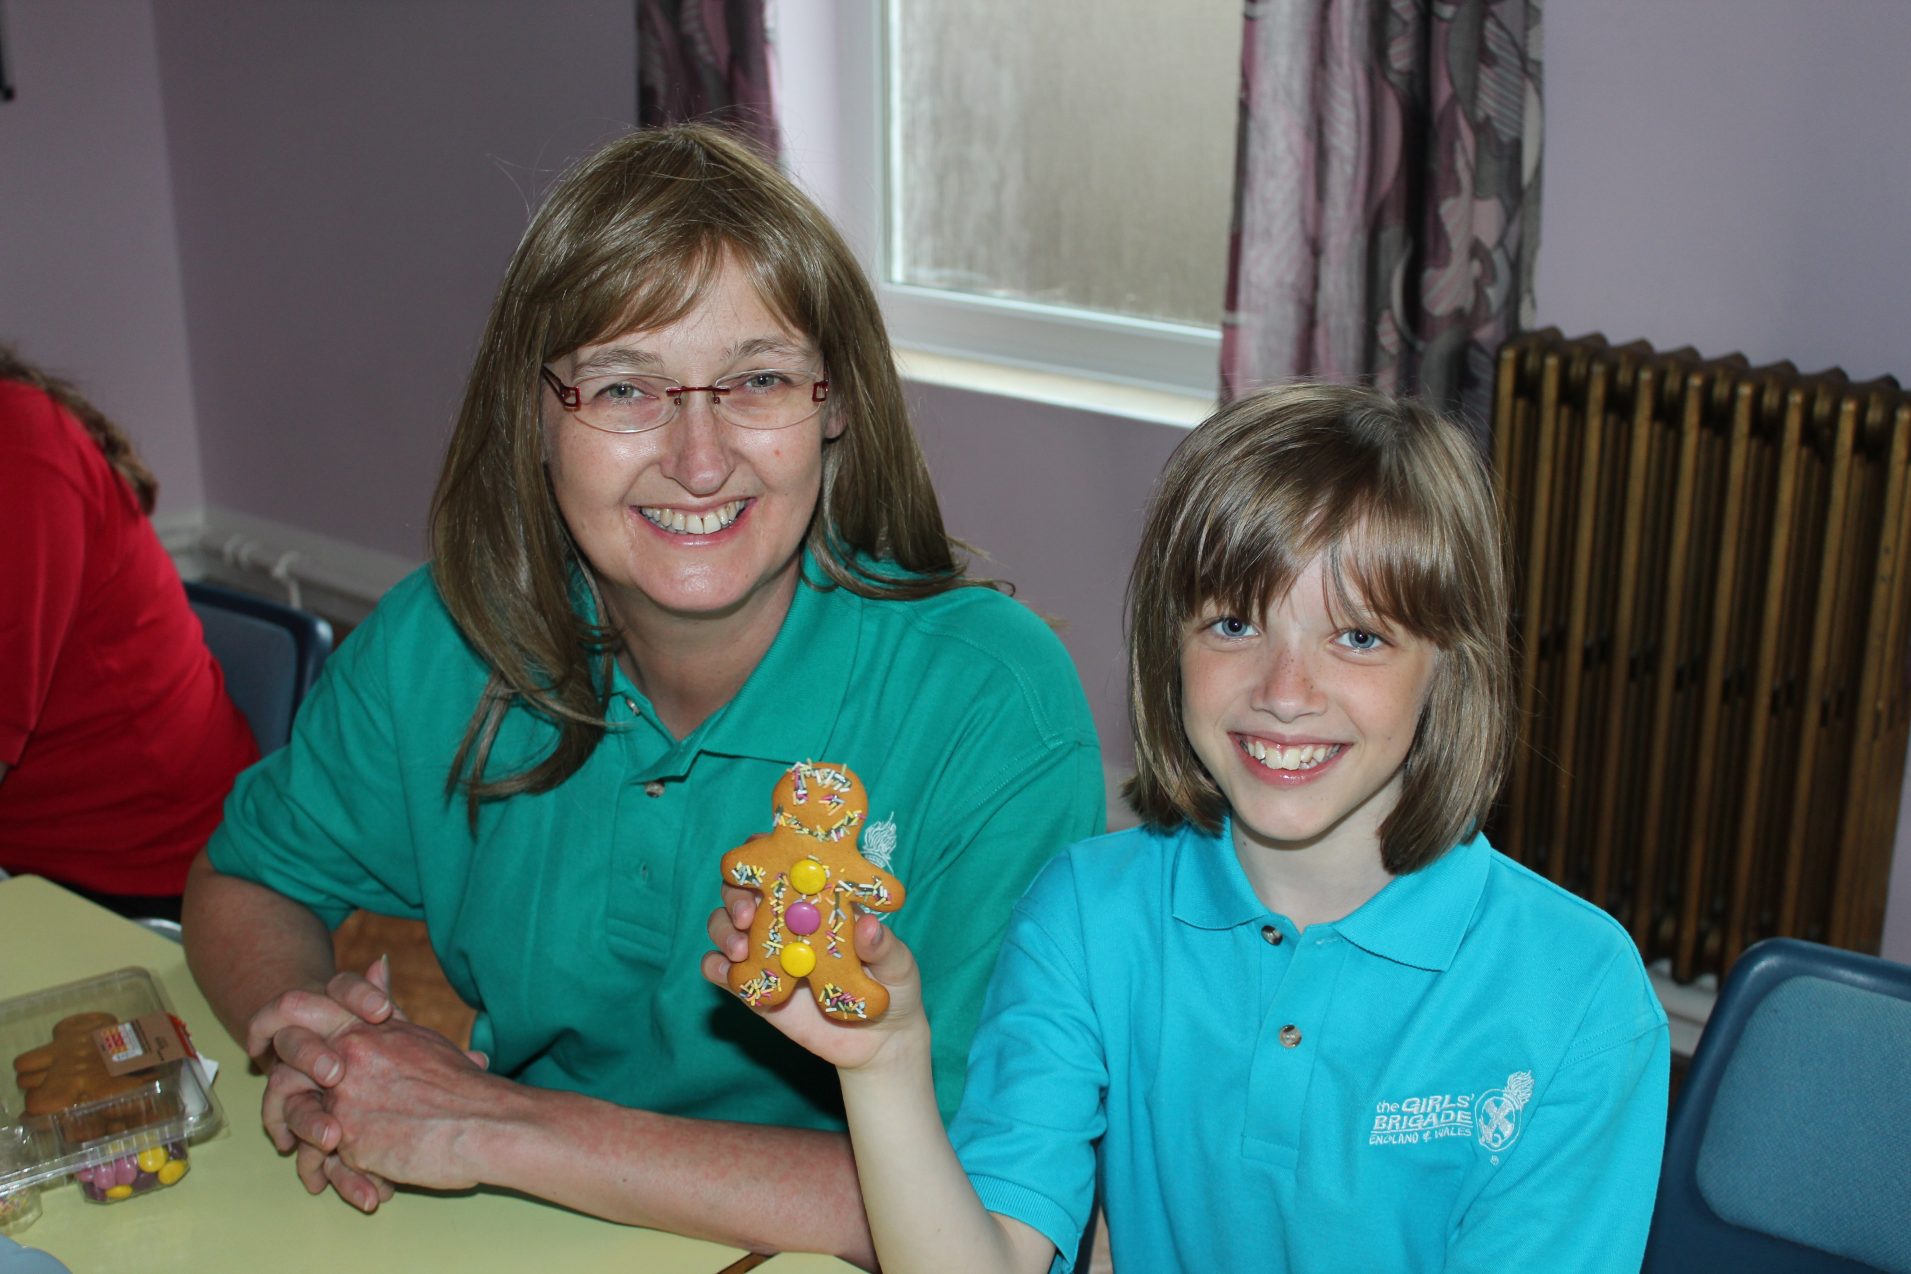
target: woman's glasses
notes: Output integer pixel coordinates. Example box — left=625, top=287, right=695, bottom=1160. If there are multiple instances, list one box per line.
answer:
left=541, top=366, right=830, bottom=435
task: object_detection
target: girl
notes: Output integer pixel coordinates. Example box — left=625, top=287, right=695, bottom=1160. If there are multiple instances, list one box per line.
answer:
left=706, top=382, right=1670, bottom=1273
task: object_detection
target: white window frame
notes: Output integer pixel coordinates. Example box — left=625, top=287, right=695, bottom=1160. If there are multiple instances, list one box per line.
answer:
left=773, top=2, right=1223, bottom=399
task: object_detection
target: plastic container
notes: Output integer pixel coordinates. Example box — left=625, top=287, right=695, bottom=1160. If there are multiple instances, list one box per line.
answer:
left=0, top=968, right=223, bottom=1224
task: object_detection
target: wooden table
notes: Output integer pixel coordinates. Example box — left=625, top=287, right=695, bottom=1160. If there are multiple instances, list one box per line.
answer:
left=0, top=875, right=752, bottom=1273
left=751, top=1254, right=861, bottom=1271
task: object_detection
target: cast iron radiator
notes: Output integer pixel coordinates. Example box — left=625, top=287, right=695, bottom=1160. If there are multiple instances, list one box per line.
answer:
left=1488, top=329, right=1911, bottom=984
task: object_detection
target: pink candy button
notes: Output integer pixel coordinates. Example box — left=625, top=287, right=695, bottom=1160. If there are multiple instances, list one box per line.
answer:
left=785, top=901, right=821, bottom=936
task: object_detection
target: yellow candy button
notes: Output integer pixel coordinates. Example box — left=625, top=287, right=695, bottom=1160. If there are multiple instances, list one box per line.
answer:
left=137, top=1147, right=169, bottom=1174
left=157, top=1159, right=189, bottom=1186
left=789, top=859, right=828, bottom=895
left=105, top=1184, right=133, bottom=1201
left=779, top=941, right=817, bottom=978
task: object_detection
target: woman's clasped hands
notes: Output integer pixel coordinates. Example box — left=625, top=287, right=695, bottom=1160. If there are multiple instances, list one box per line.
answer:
left=246, top=958, right=495, bottom=1211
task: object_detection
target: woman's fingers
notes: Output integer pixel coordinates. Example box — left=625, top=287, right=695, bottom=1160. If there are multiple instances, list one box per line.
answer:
left=279, top=1085, right=341, bottom=1153
left=295, top=1140, right=331, bottom=1195
left=245, top=974, right=391, bottom=1107
left=260, top=1039, right=338, bottom=1155
left=326, top=967, right=397, bottom=1024
left=269, top=1023, right=345, bottom=1087
left=322, top=1151, right=387, bottom=1213
left=243, top=986, right=358, bottom=1061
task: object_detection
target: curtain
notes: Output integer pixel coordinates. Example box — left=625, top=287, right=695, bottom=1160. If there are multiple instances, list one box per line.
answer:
left=636, top=0, right=780, bottom=158
left=1219, top=0, right=1542, bottom=433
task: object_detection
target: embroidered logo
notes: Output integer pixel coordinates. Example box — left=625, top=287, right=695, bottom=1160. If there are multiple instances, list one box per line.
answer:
left=1474, top=1071, right=1534, bottom=1153
left=861, top=814, right=899, bottom=922
left=862, top=814, right=897, bottom=870
left=1367, top=1069, right=1535, bottom=1153
left=1368, top=1092, right=1475, bottom=1145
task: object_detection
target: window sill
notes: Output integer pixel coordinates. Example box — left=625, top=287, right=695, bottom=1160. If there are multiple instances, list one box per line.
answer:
left=896, top=348, right=1216, bottom=431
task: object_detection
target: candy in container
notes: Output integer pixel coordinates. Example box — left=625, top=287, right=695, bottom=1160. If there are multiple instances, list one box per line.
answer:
left=0, top=967, right=224, bottom=1212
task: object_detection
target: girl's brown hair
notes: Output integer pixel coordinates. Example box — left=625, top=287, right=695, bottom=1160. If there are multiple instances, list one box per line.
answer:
left=429, top=124, right=979, bottom=819
left=1123, top=382, right=1512, bottom=874
left=0, top=345, right=158, bottom=514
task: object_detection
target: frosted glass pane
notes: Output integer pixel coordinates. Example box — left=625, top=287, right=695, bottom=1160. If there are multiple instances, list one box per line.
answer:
left=890, top=1, right=1239, bottom=329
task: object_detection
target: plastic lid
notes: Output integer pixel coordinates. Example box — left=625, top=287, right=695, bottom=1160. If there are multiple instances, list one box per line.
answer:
left=0, top=968, right=225, bottom=1194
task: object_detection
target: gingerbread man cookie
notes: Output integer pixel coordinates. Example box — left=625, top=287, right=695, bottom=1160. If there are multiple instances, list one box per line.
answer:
left=13, top=1012, right=163, bottom=1142
left=721, top=761, right=905, bottom=1021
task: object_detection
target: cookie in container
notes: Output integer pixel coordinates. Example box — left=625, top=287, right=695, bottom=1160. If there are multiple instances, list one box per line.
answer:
left=0, top=967, right=223, bottom=1225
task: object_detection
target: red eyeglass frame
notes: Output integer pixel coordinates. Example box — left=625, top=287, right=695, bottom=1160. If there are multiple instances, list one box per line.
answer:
left=540, top=366, right=830, bottom=412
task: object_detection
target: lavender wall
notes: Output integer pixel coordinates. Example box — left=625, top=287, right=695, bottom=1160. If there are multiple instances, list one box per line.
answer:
left=1533, top=0, right=1911, bottom=961
left=1535, top=0, right=1911, bottom=379
left=0, top=0, right=202, bottom=510
left=149, top=0, right=638, bottom=561
left=907, top=384, right=1184, bottom=767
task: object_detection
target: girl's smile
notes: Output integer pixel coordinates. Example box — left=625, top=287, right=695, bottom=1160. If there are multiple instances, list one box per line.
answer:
left=1234, top=736, right=1344, bottom=778
left=1179, top=556, right=1436, bottom=886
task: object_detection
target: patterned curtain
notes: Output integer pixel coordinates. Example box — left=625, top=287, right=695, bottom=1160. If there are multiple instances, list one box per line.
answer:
left=1219, top=0, right=1542, bottom=434
left=636, top=0, right=780, bottom=158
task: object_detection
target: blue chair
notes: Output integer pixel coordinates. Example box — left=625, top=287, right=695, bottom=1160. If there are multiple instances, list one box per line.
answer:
left=1642, top=937, right=1911, bottom=1274
left=185, top=579, right=333, bottom=754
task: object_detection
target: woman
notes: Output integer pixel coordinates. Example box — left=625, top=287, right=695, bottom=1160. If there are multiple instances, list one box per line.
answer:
left=0, top=346, right=258, bottom=919
left=182, top=125, right=1102, bottom=1266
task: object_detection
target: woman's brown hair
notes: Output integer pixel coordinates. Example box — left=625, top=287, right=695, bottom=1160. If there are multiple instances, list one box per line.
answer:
left=429, top=124, right=980, bottom=820
left=1123, top=382, right=1513, bottom=874
left=0, top=345, right=158, bottom=514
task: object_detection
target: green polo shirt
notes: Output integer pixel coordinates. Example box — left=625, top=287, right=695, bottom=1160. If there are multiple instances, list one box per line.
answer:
left=208, top=554, right=1103, bottom=1128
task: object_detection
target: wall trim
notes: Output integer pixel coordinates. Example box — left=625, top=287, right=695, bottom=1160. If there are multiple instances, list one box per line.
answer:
left=154, top=505, right=419, bottom=626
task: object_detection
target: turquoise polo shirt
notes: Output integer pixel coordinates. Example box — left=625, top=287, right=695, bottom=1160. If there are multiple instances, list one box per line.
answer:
left=208, top=554, right=1103, bottom=1128
left=950, top=823, right=1670, bottom=1273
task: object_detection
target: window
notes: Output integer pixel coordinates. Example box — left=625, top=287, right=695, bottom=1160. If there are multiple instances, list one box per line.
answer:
left=776, top=2, right=1239, bottom=396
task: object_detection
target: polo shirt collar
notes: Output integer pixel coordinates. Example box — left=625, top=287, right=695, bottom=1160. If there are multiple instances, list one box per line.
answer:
left=1170, top=819, right=1270, bottom=930
left=1171, top=820, right=1491, bottom=973
left=1332, top=831, right=1490, bottom=972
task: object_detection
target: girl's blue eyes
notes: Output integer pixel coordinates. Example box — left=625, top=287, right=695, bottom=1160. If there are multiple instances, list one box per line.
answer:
left=1203, top=617, right=1387, bottom=650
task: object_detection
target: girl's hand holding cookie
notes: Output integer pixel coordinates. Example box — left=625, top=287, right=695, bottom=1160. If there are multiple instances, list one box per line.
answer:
left=703, top=911, right=927, bottom=1072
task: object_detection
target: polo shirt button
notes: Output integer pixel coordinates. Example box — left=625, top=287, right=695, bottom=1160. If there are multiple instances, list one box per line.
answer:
left=1260, top=924, right=1283, bottom=946
left=622, top=695, right=638, bottom=715
left=644, top=780, right=665, bottom=798
left=1279, top=1024, right=1302, bottom=1048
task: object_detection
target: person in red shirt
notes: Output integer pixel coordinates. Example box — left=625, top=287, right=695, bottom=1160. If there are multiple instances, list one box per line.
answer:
left=0, top=346, right=258, bottom=920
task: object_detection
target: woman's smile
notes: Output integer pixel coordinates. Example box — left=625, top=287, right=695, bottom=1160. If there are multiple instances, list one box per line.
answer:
left=635, top=497, right=751, bottom=538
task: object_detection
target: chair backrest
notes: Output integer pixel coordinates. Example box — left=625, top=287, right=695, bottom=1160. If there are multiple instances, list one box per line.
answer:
left=1642, top=937, right=1911, bottom=1274
left=185, top=580, right=333, bottom=753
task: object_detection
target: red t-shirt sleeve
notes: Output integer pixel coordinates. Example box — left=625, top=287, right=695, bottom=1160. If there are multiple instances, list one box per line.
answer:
left=0, top=446, right=92, bottom=765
